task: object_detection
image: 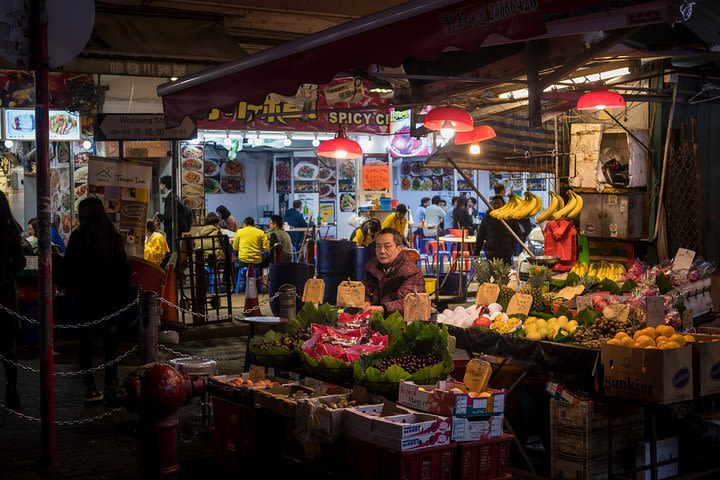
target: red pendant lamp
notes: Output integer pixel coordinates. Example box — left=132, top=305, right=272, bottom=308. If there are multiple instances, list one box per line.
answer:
left=577, top=83, right=626, bottom=111
left=317, top=128, right=363, bottom=159
left=423, top=106, right=474, bottom=137
left=455, top=125, right=496, bottom=155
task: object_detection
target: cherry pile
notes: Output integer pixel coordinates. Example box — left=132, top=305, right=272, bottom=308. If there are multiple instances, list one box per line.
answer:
left=375, top=353, right=440, bottom=374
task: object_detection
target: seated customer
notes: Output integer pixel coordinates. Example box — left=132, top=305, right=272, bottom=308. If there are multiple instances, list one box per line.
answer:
left=144, top=221, right=170, bottom=265
left=268, top=215, right=293, bottom=263
left=363, top=228, right=425, bottom=315
left=196, top=212, right=228, bottom=263
left=232, top=217, right=269, bottom=267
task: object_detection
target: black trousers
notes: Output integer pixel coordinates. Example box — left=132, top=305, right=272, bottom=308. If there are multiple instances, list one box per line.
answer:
left=0, top=334, right=17, bottom=393
left=79, top=323, right=119, bottom=389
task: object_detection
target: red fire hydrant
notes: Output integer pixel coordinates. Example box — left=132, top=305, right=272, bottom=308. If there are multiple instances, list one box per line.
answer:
left=109, top=362, right=206, bottom=478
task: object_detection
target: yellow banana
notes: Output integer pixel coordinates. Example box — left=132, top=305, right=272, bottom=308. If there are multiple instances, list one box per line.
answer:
left=489, top=194, right=518, bottom=219
left=501, top=194, right=525, bottom=219
left=529, top=193, right=543, bottom=216
left=555, top=192, right=565, bottom=210
left=552, top=192, right=577, bottom=220
left=535, top=192, right=559, bottom=223
left=566, top=192, right=584, bottom=219
left=512, top=193, right=537, bottom=219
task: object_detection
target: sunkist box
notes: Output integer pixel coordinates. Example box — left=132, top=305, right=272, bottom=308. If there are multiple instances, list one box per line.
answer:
left=600, top=343, right=693, bottom=404
left=690, top=334, right=720, bottom=397
left=451, top=415, right=503, bottom=442
left=397, top=380, right=505, bottom=417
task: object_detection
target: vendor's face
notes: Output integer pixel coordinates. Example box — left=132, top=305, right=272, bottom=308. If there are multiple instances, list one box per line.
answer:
left=375, top=233, right=402, bottom=265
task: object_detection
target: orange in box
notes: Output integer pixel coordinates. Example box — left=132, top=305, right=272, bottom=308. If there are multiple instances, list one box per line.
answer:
left=397, top=380, right=504, bottom=417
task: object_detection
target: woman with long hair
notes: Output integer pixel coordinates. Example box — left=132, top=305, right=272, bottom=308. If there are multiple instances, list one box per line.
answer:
left=64, top=197, right=131, bottom=404
left=452, top=196, right=474, bottom=234
left=0, top=191, right=25, bottom=409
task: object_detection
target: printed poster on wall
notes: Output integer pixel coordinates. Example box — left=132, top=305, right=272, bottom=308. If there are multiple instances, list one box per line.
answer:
left=317, top=157, right=337, bottom=200
left=338, top=159, right=356, bottom=193
left=293, top=157, right=318, bottom=193
left=200, top=142, right=245, bottom=195
left=339, top=193, right=356, bottom=212
left=294, top=193, right=319, bottom=224
left=275, top=157, right=291, bottom=193
left=399, top=159, right=453, bottom=191
left=362, top=154, right=390, bottom=192
left=88, top=158, right=153, bottom=257
left=319, top=200, right=335, bottom=224
left=50, top=164, right=72, bottom=243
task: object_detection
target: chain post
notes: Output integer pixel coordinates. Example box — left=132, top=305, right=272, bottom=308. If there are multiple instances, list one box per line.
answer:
left=140, top=291, right=160, bottom=363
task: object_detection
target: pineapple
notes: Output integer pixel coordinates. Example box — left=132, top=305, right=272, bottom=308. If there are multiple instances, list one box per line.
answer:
left=489, top=259, right=515, bottom=309
left=473, top=260, right=492, bottom=284
left=522, top=265, right=552, bottom=313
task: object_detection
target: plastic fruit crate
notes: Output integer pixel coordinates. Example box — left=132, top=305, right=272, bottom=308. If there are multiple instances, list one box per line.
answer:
left=454, top=434, right=513, bottom=480
left=343, top=435, right=454, bottom=480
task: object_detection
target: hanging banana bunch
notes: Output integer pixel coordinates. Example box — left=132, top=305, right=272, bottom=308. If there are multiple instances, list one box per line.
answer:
left=533, top=190, right=584, bottom=223
left=489, top=192, right=543, bottom=220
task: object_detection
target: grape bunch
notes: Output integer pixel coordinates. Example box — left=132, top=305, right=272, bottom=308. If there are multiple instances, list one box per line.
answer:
left=375, top=353, right=440, bottom=374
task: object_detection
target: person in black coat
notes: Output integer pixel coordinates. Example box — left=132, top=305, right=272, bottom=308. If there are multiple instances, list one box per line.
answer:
left=473, top=196, right=524, bottom=265
left=452, top=196, right=475, bottom=235
left=0, top=191, right=26, bottom=409
left=64, top=197, right=131, bottom=405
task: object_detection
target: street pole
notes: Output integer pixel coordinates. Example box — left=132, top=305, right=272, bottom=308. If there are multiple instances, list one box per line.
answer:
left=32, top=0, right=56, bottom=467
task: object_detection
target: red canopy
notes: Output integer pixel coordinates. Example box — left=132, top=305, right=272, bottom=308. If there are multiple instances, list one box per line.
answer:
left=157, top=0, right=666, bottom=127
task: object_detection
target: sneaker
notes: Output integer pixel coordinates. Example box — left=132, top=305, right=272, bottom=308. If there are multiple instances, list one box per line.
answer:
left=5, top=391, right=20, bottom=410
left=84, top=387, right=104, bottom=405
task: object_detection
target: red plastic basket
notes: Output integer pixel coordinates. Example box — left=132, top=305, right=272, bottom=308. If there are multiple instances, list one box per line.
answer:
left=454, top=434, right=514, bottom=480
left=343, top=436, right=455, bottom=480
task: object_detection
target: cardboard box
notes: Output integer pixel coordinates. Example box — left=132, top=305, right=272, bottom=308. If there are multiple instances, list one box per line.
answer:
left=600, top=343, right=693, bottom=404
left=343, top=404, right=452, bottom=452
left=636, top=437, right=678, bottom=480
left=207, top=373, right=295, bottom=406
left=690, top=334, right=720, bottom=397
left=546, top=382, right=584, bottom=406
left=254, top=378, right=350, bottom=417
left=451, top=415, right=503, bottom=442
left=397, top=380, right=504, bottom=417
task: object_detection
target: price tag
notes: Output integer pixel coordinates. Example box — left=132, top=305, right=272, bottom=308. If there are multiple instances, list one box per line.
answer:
left=302, top=278, right=325, bottom=303
left=248, top=365, right=266, bottom=383
left=575, top=295, right=593, bottom=312
left=336, top=280, right=365, bottom=308
left=603, top=304, right=630, bottom=323
left=351, top=385, right=368, bottom=404
left=403, top=293, right=431, bottom=322
left=506, top=293, right=533, bottom=316
left=645, top=296, right=665, bottom=327
left=381, top=400, right=398, bottom=417
left=448, top=335, right=456, bottom=354
left=673, top=248, right=696, bottom=272
left=556, top=285, right=584, bottom=301
left=476, top=283, right=500, bottom=306
left=682, top=309, right=693, bottom=331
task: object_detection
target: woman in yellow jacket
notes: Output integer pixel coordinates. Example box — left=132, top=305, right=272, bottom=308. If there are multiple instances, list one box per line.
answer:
left=381, top=204, right=409, bottom=244
left=352, top=219, right=381, bottom=247
left=144, top=221, right=170, bottom=265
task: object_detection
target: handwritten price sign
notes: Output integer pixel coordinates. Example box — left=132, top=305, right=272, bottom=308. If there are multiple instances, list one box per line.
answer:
left=362, top=165, right=389, bottom=191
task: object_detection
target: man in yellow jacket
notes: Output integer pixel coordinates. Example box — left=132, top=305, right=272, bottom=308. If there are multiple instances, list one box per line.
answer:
left=381, top=204, right=409, bottom=245
left=232, top=216, right=269, bottom=266
left=144, top=221, right=169, bottom=265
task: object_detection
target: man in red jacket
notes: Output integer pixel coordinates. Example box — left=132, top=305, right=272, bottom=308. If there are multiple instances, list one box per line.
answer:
left=363, top=228, right=425, bottom=315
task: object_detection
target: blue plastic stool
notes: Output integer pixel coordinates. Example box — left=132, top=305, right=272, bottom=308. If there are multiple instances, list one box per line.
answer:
left=432, top=251, right=452, bottom=275
left=205, top=266, right=216, bottom=294
left=234, top=267, right=248, bottom=294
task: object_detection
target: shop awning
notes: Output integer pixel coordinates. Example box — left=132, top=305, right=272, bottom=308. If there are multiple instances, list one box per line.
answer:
left=157, top=0, right=628, bottom=127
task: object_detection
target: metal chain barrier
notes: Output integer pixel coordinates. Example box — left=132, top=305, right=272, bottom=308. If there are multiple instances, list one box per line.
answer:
left=0, top=292, right=140, bottom=329
left=158, top=290, right=282, bottom=322
left=158, top=344, right=245, bottom=362
left=0, top=345, right=138, bottom=377
left=0, top=403, right=124, bottom=426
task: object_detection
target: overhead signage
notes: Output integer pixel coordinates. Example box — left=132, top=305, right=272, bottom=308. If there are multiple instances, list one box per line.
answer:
left=200, top=78, right=391, bottom=135
left=3, top=108, right=81, bottom=141
left=95, top=114, right=197, bottom=141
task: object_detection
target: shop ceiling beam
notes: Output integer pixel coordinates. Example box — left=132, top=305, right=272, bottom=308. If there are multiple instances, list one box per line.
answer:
left=374, top=73, right=528, bottom=85
left=224, top=11, right=343, bottom=37
left=539, top=28, right=640, bottom=90
left=525, top=41, right=543, bottom=128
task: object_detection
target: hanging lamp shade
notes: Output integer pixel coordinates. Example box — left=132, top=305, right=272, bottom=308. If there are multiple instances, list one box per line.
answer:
left=577, top=83, right=626, bottom=111
left=317, top=129, right=363, bottom=159
left=423, top=106, right=474, bottom=132
left=455, top=125, right=496, bottom=145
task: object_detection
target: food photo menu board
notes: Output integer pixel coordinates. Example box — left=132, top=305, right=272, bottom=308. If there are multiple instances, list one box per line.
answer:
left=3, top=108, right=81, bottom=141
left=180, top=142, right=205, bottom=222
left=293, top=157, right=319, bottom=193
left=203, top=142, right=245, bottom=195
left=399, top=159, right=453, bottom=192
